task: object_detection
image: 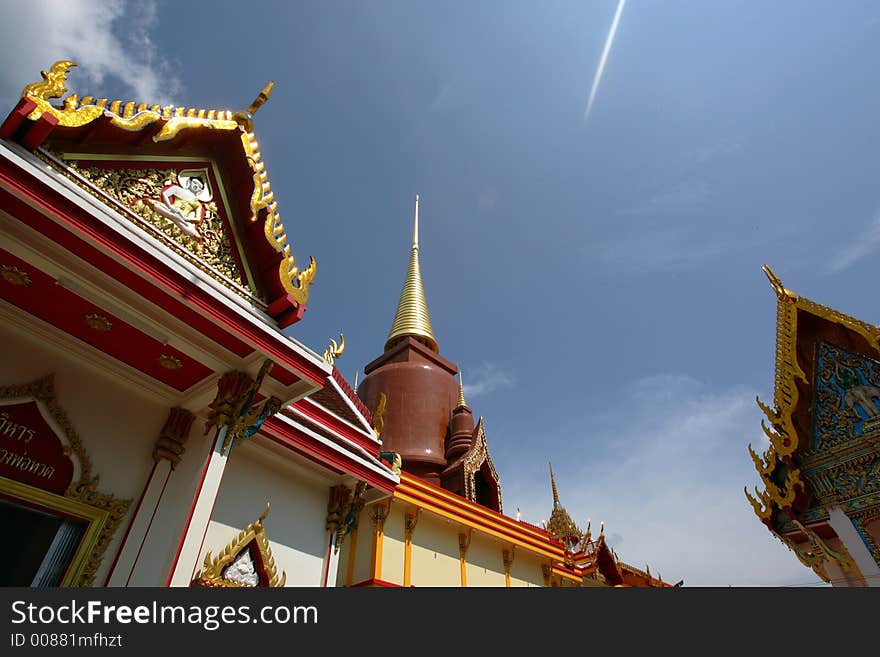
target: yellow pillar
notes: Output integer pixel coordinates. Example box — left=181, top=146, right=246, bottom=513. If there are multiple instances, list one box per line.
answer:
left=369, top=501, right=389, bottom=582
left=542, top=563, right=553, bottom=587
left=458, top=530, right=471, bottom=588
left=503, top=547, right=515, bottom=588
left=403, top=509, right=420, bottom=587
left=345, top=528, right=358, bottom=587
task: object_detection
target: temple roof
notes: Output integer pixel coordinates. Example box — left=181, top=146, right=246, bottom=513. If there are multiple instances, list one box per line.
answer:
left=546, top=463, right=582, bottom=545
left=746, top=264, right=880, bottom=580
left=7, top=60, right=315, bottom=322
left=385, top=194, right=438, bottom=352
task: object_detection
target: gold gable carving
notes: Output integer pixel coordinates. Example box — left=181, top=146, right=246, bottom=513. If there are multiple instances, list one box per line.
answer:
left=66, top=163, right=251, bottom=295
left=22, top=60, right=316, bottom=309
left=192, top=503, right=286, bottom=588
left=463, top=418, right=503, bottom=512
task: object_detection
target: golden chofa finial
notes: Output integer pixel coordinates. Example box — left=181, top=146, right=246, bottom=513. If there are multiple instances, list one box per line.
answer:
left=762, top=264, right=798, bottom=302
left=233, top=80, right=275, bottom=131
left=22, top=60, right=76, bottom=101
left=322, top=332, right=345, bottom=365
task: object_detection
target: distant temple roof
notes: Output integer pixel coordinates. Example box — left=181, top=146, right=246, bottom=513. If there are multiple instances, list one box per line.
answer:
left=546, top=463, right=582, bottom=545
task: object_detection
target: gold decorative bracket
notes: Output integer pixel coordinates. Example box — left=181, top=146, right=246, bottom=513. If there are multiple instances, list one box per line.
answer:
left=205, top=360, right=282, bottom=456
left=326, top=481, right=367, bottom=553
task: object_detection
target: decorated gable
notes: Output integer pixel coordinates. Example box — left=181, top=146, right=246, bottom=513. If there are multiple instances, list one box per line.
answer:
left=3, top=60, right=314, bottom=327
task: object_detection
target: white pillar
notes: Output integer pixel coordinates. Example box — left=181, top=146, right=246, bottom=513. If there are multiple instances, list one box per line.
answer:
left=105, top=407, right=195, bottom=586
left=828, top=506, right=880, bottom=587
left=166, top=425, right=230, bottom=587
left=105, top=461, right=172, bottom=586
left=321, top=532, right=342, bottom=587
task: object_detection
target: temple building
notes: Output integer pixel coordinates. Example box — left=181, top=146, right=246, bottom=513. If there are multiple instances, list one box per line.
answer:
left=338, top=196, right=673, bottom=587
left=0, top=60, right=672, bottom=588
left=0, top=61, right=396, bottom=588
left=746, top=266, right=880, bottom=587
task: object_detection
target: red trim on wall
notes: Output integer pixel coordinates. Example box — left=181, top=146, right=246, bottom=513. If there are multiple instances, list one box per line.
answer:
left=0, top=161, right=327, bottom=387
left=349, top=578, right=401, bottom=588
left=290, top=398, right=379, bottom=455
left=261, top=416, right=396, bottom=492
left=396, top=475, right=564, bottom=558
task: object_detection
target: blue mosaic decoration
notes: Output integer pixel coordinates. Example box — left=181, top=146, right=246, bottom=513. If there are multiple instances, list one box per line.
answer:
left=812, top=341, right=880, bottom=452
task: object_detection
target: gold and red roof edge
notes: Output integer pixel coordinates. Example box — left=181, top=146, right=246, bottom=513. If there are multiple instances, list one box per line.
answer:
left=1, top=60, right=315, bottom=323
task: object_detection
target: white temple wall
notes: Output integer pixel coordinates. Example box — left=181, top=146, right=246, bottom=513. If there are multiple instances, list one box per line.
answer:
left=199, top=439, right=330, bottom=587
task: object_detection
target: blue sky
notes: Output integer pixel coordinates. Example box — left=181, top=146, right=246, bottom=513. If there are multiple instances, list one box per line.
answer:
left=4, top=0, right=880, bottom=586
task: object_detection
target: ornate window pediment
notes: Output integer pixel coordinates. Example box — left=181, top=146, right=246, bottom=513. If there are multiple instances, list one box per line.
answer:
left=192, top=503, right=286, bottom=588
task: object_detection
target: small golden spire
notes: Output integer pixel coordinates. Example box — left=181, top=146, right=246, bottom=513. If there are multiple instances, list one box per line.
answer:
left=385, top=194, right=438, bottom=352
left=549, top=462, right=560, bottom=507
left=457, top=370, right=467, bottom=408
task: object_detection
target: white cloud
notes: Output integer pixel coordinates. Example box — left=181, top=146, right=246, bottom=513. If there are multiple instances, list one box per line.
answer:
left=0, top=0, right=180, bottom=106
left=462, top=362, right=515, bottom=399
left=501, top=373, right=820, bottom=586
left=827, top=208, right=880, bottom=273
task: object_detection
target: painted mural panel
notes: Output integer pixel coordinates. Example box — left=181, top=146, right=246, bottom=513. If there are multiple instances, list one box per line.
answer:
left=813, top=341, right=880, bottom=452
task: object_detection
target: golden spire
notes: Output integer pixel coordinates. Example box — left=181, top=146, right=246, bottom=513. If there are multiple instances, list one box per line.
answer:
left=385, top=194, right=438, bottom=352
left=457, top=370, right=467, bottom=408
left=546, top=462, right=581, bottom=545
left=549, top=462, right=560, bottom=507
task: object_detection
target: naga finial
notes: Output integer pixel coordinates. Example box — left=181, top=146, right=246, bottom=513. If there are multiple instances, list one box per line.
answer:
left=233, top=80, right=275, bottom=131
left=22, top=60, right=76, bottom=101
left=258, top=501, right=270, bottom=525
left=322, top=332, right=345, bottom=365
left=762, top=264, right=798, bottom=302
left=372, top=392, right=387, bottom=439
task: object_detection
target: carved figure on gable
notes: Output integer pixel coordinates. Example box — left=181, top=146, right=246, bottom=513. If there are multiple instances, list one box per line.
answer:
left=146, top=171, right=212, bottom=239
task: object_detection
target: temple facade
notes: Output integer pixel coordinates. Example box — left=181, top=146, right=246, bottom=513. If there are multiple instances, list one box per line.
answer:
left=1, top=61, right=673, bottom=588
left=746, top=266, right=880, bottom=587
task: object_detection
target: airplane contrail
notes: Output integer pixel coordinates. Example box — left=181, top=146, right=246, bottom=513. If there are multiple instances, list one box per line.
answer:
left=584, top=0, right=626, bottom=121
